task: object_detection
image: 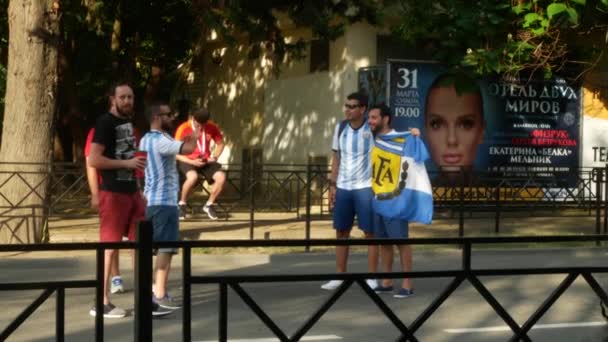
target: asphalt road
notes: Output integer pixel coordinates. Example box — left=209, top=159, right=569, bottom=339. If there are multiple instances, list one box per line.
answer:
left=2, top=247, right=608, bottom=341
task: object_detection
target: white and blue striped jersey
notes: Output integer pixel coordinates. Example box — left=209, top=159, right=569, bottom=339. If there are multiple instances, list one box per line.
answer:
left=331, top=121, right=374, bottom=190
left=140, top=130, right=184, bottom=206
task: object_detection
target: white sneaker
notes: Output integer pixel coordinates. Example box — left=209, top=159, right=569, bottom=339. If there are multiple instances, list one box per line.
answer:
left=110, top=276, right=124, bottom=294
left=321, top=280, right=343, bottom=290
left=366, top=279, right=378, bottom=290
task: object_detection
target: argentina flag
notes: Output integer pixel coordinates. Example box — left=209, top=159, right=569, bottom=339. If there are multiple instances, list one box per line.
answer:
left=371, top=131, right=433, bottom=224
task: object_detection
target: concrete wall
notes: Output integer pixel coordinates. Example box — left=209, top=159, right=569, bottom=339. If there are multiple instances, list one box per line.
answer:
left=261, top=22, right=377, bottom=163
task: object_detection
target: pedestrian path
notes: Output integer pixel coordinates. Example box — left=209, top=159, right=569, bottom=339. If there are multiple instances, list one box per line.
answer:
left=1, top=248, right=607, bottom=341
left=48, top=213, right=600, bottom=243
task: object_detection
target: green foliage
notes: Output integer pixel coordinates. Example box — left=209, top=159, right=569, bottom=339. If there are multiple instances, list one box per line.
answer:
left=55, top=0, right=196, bottom=120
left=395, top=0, right=608, bottom=80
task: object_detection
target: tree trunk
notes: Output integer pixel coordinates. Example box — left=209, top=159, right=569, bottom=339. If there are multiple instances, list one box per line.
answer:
left=0, top=0, right=59, bottom=244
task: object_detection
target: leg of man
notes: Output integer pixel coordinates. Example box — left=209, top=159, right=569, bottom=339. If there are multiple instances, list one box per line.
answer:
left=179, top=167, right=199, bottom=204
left=335, top=230, right=351, bottom=273
left=333, top=188, right=355, bottom=273
left=379, top=245, right=394, bottom=288
left=207, top=169, right=226, bottom=204
left=148, top=205, right=181, bottom=311
left=103, top=249, right=118, bottom=304
left=321, top=188, right=354, bottom=290
left=201, top=163, right=224, bottom=220
left=111, top=251, right=120, bottom=276
left=109, top=251, right=124, bottom=294
left=94, top=191, right=132, bottom=317
left=154, top=252, right=173, bottom=299
left=353, top=187, right=377, bottom=288
left=385, top=219, right=413, bottom=298
left=397, top=244, right=413, bottom=290
left=365, top=232, right=378, bottom=273
left=373, top=214, right=393, bottom=289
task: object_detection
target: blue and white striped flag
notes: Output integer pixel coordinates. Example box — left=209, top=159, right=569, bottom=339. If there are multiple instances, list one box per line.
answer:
left=371, top=131, right=433, bottom=224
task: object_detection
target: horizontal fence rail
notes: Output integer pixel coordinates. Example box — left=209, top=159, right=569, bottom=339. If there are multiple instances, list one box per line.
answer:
left=1, top=162, right=607, bottom=215
left=2, top=229, right=608, bottom=341
left=0, top=162, right=606, bottom=243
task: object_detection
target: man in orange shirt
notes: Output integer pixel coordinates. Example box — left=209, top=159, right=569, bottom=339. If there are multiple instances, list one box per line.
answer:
left=174, top=108, right=226, bottom=220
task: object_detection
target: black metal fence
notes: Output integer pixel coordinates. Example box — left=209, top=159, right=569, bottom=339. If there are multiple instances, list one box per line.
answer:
left=44, top=164, right=608, bottom=230
left=2, top=222, right=608, bottom=341
left=0, top=162, right=607, bottom=241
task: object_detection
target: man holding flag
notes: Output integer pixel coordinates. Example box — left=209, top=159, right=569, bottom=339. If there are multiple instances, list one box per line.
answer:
left=367, top=104, right=433, bottom=298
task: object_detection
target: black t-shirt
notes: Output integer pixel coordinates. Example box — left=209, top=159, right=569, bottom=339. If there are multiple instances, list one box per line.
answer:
left=92, top=112, right=138, bottom=193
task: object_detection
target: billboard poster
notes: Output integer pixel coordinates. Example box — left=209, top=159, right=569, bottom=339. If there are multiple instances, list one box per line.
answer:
left=386, top=60, right=582, bottom=188
left=582, top=91, right=608, bottom=201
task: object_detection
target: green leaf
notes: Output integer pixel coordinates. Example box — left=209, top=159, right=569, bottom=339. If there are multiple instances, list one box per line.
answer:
left=461, top=54, right=479, bottom=67
left=523, top=13, right=542, bottom=28
left=547, top=3, right=567, bottom=19
left=512, top=3, right=532, bottom=15
left=532, top=26, right=546, bottom=35
left=565, top=8, right=579, bottom=25
left=571, top=0, right=586, bottom=5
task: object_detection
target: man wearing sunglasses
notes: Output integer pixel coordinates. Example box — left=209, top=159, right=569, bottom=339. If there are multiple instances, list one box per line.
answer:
left=140, top=101, right=198, bottom=312
left=322, top=92, right=379, bottom=291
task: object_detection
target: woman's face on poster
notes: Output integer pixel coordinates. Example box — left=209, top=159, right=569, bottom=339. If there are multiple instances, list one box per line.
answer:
left=424, top=86, right=485, bottom=171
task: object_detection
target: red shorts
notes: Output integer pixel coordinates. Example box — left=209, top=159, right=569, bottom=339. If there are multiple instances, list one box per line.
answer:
left=98, top=191, right=145, bottom=242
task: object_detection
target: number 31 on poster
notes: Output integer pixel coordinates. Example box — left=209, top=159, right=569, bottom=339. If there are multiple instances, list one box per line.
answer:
left=397, top=68, right=418, bottom=89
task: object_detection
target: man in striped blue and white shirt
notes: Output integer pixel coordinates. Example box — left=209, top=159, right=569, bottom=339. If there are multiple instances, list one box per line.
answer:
left=322, top=92, right=379, bottom=291
left=140, top=101, right=198, bottom=311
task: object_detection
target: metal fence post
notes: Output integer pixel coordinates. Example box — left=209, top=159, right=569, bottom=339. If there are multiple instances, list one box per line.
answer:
left=494, top=184, right=501, bottom=234
left=95, top=248, right=104, bottom=342
left=305, top=162, right=312, bottom=252
left=56, top=287, right=64, bottom=342
left=183, top=247, right=192, bottom=342
left=596, top=169, right=603, bottom=246
left=604, top=164, right=608, bottom=235
left=296, top=174, right=301, bottom=218
left=219, top=283, right=228, bottom=342
left=249, top=151, right=255, bottom=240
left=459, top=167, right=465, bottom=237
left=462, top=241, right=471, bottom=273
left=135, top=220, right=153, bottom=342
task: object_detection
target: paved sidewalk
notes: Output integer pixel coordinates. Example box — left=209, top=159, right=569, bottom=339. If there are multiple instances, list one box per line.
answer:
left=48, top=212, right=602, bottom=243
left=1, top=248, right=608, bottom=341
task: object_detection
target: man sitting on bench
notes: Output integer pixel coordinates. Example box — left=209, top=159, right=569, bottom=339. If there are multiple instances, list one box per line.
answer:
left=174, top=108, right=226, bottom=220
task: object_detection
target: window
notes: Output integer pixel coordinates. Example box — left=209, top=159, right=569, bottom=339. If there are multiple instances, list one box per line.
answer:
left=309, top=39, right=329, bottom=73
left=376, top=35, right=426, bottom=63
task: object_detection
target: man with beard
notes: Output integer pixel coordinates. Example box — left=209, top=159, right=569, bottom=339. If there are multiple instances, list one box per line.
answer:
left=88, top=82, right=157, bottom=317
left=367, top=104, right=421, bottom=298
left=139, top=101, right=198, bottom=311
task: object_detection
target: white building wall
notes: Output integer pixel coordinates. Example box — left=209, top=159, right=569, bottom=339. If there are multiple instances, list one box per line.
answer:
left=188, top=22, right=378, bottom=165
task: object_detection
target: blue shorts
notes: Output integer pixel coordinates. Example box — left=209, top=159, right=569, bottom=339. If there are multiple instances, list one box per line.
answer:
left=145, top=205, right=179, bottom=254
left=333, top=187, right=374, bottom=233
left=374, top=214, right=409, bottom=239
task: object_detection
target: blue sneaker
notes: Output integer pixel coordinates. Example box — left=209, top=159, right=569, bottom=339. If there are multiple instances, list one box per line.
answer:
left=394, top=288, right=414, bottom=298
left=374, top=285, right=394, bottom=294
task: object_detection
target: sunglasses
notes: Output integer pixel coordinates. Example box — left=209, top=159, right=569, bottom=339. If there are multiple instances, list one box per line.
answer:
left=344, top=104, right=362, bottom=109
left=158, top=111, right=175, bottom=118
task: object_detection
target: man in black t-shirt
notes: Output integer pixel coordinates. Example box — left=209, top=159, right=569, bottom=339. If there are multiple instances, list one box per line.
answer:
left=88, top=82, right=170, bottom=318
